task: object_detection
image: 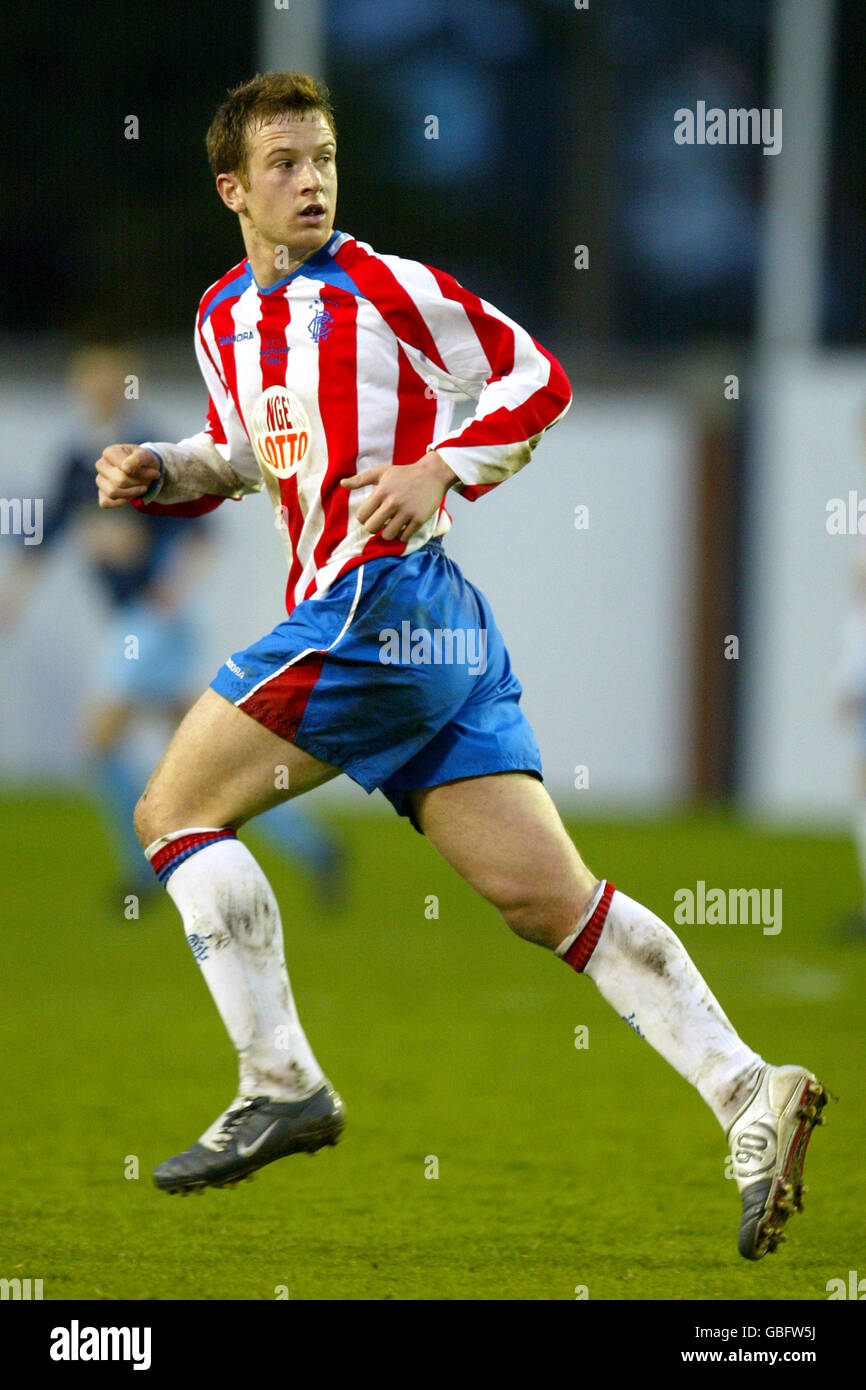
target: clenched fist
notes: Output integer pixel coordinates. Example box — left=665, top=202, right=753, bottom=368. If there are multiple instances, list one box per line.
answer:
left=95, top=444, right=162, bottom=509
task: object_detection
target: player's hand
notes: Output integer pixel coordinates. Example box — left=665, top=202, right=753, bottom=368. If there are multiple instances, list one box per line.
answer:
left=341, top=451, right=457, bottom=541
left=95, top=444, right=162, bottom=509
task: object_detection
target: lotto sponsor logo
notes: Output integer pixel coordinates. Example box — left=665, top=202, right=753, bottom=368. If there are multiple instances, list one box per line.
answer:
left=259, top=425, right=308, bottom=476
left=250, top=385, right=312, bottom=480
left=264, top=394, right=299, bottom=432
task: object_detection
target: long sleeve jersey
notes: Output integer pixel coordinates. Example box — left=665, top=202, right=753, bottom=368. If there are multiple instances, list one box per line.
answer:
left=137, top=228, right=572, bottom=615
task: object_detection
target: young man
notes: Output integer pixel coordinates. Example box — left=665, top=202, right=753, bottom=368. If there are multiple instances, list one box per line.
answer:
left=95, top=72, right=827, bottom=1260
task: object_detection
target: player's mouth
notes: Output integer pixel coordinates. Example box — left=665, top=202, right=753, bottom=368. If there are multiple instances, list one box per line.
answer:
left=299, top=203, right=326, bottom=224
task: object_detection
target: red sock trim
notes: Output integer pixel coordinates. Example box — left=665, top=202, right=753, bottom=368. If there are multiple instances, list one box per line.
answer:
left=562, top=881, right=616, bottom=973
left=149, top=828, right=237, bottom=884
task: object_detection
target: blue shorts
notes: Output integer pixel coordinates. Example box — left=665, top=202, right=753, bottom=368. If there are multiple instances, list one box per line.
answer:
left=210, top=539, right=542, bottom=820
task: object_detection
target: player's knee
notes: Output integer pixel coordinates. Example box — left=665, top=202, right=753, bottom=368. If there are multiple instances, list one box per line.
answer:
left=133, top=790, right=171, bottom=849
left=132, top=795, right=154, bottom=849
left=495, top=888, right=564, bottom=950
left=133, top=781, right=231, bottom=848
left=501, top=905, right=561, bottom=949
left=498, top=880, right=596, bottom=951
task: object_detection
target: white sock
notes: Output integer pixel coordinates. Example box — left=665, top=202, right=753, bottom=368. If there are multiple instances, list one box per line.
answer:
left=146, top=830, right=324, bottom=1101
left=560, top=884, right=764, bottom=1131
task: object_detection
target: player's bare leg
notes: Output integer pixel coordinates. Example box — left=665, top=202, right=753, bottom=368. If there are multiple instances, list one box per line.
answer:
left=410, top=772, right=829, bottom=1259
left=135, top=687, right=340, bottom=835
left=408, top=771, right=599, bottom=947
left=134, top=688, right=346, bottom=1193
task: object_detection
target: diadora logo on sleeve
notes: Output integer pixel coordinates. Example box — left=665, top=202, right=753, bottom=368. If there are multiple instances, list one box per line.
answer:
left=218, top=330, right=255, bottom=345
left=250, top=385, right=312, bottom=480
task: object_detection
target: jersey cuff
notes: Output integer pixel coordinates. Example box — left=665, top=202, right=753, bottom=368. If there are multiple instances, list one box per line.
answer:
left=139, top=448, right=166, bottom=504
left=427, top=444, right=486, bottom=492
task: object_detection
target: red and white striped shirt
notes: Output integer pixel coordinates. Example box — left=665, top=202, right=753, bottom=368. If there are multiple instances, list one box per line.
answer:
left=140, top=229, right=572, bottom=615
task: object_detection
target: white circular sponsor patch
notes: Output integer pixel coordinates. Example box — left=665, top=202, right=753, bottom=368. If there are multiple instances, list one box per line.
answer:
left=250, top=384, right=313, bottom=480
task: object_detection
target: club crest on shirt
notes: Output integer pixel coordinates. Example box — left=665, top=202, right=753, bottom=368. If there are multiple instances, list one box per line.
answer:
left=307, top=305, right=334, bottom=342
left=249, top=385, right=312, bottom=480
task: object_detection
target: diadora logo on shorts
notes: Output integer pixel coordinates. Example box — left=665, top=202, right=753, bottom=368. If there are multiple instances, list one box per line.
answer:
left=250, top=385, right=312, bottom=480
left=218, top=330, right=254, bottom=345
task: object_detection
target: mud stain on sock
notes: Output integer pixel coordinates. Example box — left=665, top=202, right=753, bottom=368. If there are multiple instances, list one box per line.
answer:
left=720, top=1064, right=762, bottom=1116
left=618, top=913, right=673, bottom=978
left=638, top=944, right=668, bottom=977
left=240, top=1055, right=311, bottom=1098
left=219, top=885, right=280, bottom=952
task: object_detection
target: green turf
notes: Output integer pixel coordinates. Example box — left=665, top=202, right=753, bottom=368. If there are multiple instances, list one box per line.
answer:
left=0, top=792, right=863, bottom=1301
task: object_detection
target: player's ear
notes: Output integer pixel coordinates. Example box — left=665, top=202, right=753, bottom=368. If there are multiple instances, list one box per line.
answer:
left=216, top=171, right=247, bottom=214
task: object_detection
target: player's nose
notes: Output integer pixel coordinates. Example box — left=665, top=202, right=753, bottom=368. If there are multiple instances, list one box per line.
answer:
left=298, top=159, right=324, bottom=190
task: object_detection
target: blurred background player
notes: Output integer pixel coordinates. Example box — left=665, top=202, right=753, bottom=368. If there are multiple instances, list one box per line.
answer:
left=1, top=343, right=347, bottom=908
left=832, top=406, right=866, bottom=939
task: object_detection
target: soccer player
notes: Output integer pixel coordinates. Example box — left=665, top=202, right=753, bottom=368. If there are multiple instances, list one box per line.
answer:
left=94, top=73, right=827, bottom=1260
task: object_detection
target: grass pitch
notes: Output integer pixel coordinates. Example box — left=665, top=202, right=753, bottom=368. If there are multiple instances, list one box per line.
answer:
left=0, top=791, right=862, bottom=1301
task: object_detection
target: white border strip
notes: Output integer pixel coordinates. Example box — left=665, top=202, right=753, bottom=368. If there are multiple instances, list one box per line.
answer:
left=236, top=564, right=366, bottom=708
